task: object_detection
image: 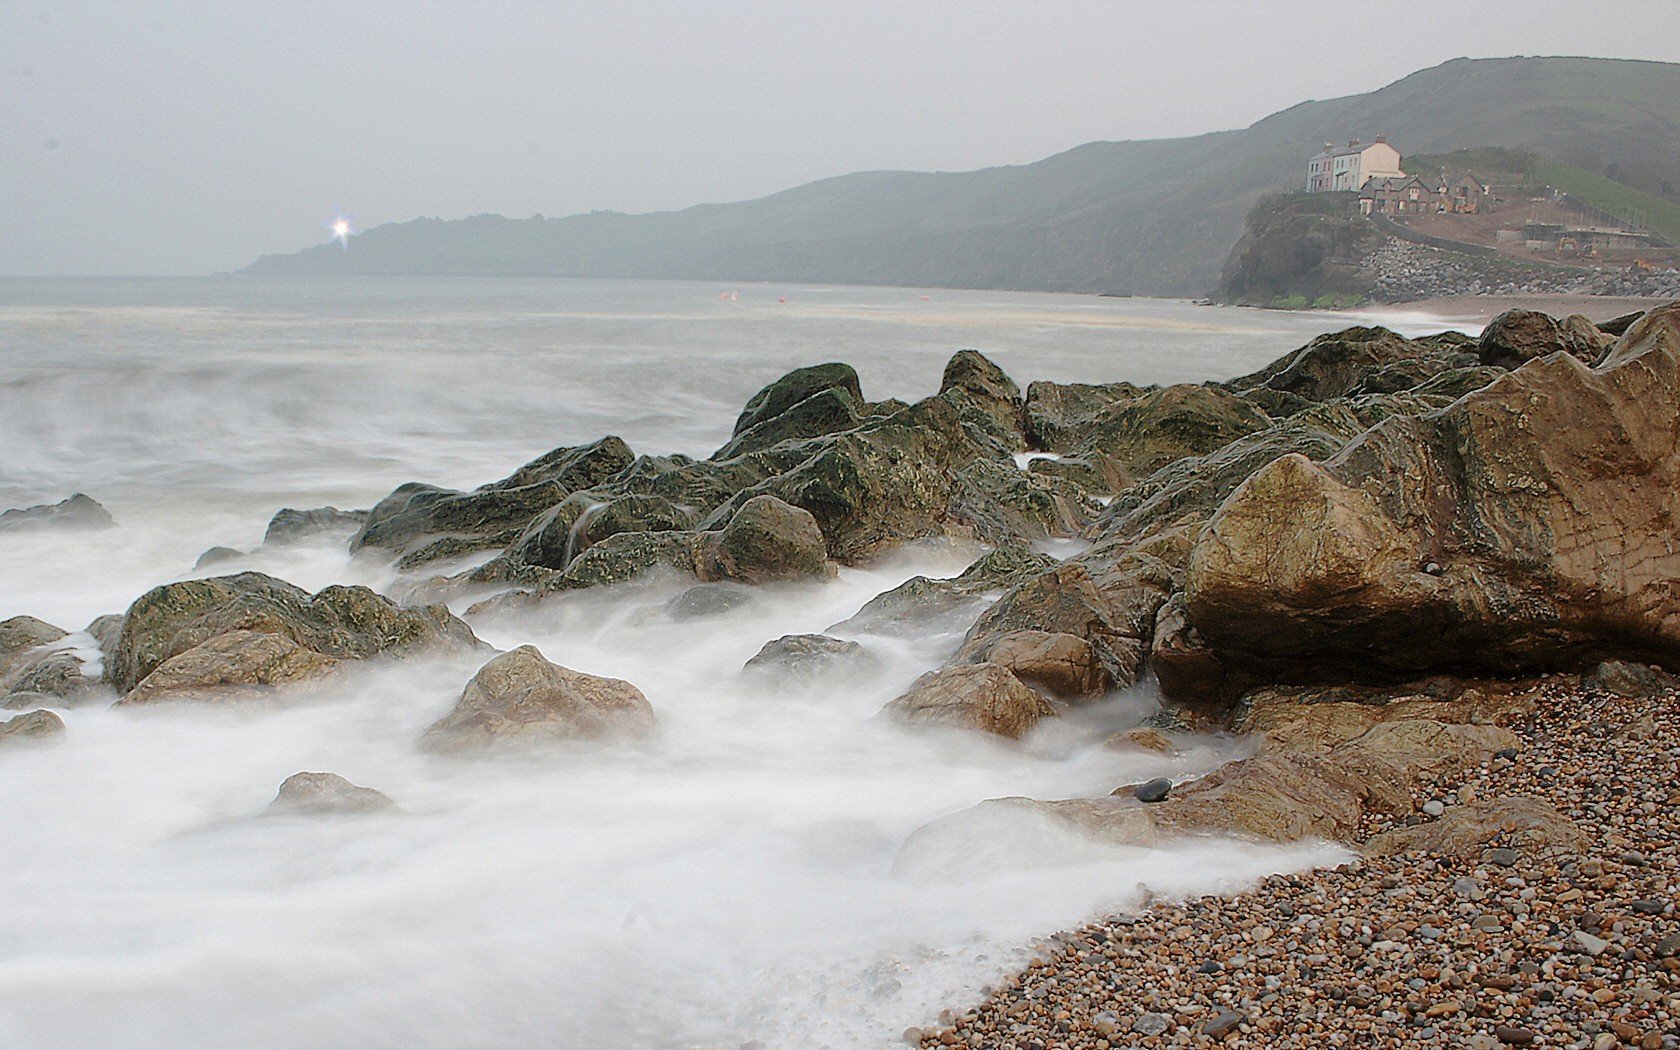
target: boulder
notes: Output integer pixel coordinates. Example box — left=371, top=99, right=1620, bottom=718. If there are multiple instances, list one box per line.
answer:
left=940, top=349, right=1026, bottom=451
left=1363, top=796, right=1584, bottom=858
left=0, top=616, right=67, bottom=679
left=1583, top=659, right=1680, bottom=698
left=83, top=614, right=124, bottom=655
left=505, top=492, right=697, bottom=571
left=422, top=645, right=656, bottom=750
left=693, top=495, right=834, bottom=584
left=1175, top=303, right=1680, bottom=701
left=1228, top=326, right=1450, bottom=403
left=268, top=772, right=398, bottom=815
left=712, top=386, right=864, bottom=460
left=731, top=363, right=862, bottom=437
left=1478, top=309, right=1613, bottom=368
left=1023, top=380, right=1150, bottom=453
left=352, top=436, right=634, bottom=558
left=106, top=571, right=478, bottom=698
left=1067, top=385, right=1272, bottom=491
left=0, top=493, right=115, bottom=533
left=968, top=630, right=1111, bottom=699
left=1, top=649, right=96, bottom=706
left=1104, top=726, right=1180, bottom=754
left=743, top=634, right=878, bottom=679
left=194, top=546, right=246, bottom=570
left=831, top=541, right=1057, bottom=638
left=263, top=506, right=369, bottom=547
left=664, top=583, right=754, bottom=620
left=878, top=662, right=1056, bottom=739
left=1598, top=310, right=1646, bottom=337
left=0, top=708, right=65, bottom=746
left=957, top=562, right=1148, bottom=688
left=115, top=630, right=340, bottom=706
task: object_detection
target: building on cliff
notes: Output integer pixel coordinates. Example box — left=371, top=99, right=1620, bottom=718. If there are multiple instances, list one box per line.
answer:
left=1359, top=171, right=1491, bottom=216
left=1306, top=138, right=1404, bottom=192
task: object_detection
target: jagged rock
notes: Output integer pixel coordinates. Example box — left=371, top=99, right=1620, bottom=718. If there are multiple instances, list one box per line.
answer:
left=825, top=541, right=1058, bottom=638
left=1174, top=303, right=1680, bottom=701
left=421, top=645, right=656, bottom=750
left=693, top=495, right=833, bottom=584
left=1477, top=309, right=1613, bottom=368
left=107, top=571, right=478, bottom=697
left=878, top=662, right=1056, bottom=739
left=0, top=493, right=115, bottom=533
left=506, top=492, right=697, bottom=571
left=115, top=630, right=340, bottom=705
left=0, top=708, right=65, bottom=746
left=967, top=629, right=1111, bottom=699
left=0, top=616, right=67, bottom=679
left=664, top=583, right=754, bottom=620
left=1025, top=455, right=1108, bottom=493
left=743, top=634, right=878, bottom=679
left=940, top=349, right=1027, bottom=452
left=1023, top=380, right=1149, bottom=453
left=946, top=458, right=1099, bottom=544
left=731, top=363, right=863, bottom=437
left=1364, top=796, right=1584, bottom=858
left=1067, top=385, right=1272, bottom=491
left=1229, top=326, right=1451, bottom=403
left=195, top=546, right=246, bottom=569
left=712, top=386, right=864, bottom=460
left=352, top=437, right=634, bottom=559
left=1583, top=660, right=1680, bottom=698
left=268, top=772, right=398, bottom=815
left=1599, top=310, right=1646, bottom=337
left=704, top=395, right=997, bottom=562
left=957, top=562, right=1149, bottom=688
left=263, top=506, right=368, bottom=547
left=1408, top=365, right=1506, bottom=400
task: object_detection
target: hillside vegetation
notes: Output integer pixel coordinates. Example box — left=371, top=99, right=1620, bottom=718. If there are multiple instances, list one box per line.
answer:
left=242, top=57, right=1680, bottom=296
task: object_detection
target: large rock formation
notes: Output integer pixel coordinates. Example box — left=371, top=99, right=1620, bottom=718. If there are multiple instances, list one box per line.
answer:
left=107, top=572, right=478, bottom=703
left=1169, top=302, right=1680, bottom=701
left=422, top=645, right=657, bottom=750
left=1477, top=308, right=1613, bottom=369
left=0, top=493, right=115, bottom=533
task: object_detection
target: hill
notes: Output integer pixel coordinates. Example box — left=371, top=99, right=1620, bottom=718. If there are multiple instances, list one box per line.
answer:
left=240, top=56, right=1680, bottom=296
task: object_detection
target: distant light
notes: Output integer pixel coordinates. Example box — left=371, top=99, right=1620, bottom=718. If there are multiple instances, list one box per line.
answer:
left=324, top=208, right=357, bottom=249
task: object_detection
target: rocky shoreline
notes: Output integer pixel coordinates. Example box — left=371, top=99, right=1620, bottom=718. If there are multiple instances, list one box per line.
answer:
left=3, top=297, right=1679, bottom=1046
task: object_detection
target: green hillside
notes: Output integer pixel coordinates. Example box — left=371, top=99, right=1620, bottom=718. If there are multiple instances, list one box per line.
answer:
left=241, top=56, right=1680, bottom=295
left=1534, top=162, right=1680, bottom=245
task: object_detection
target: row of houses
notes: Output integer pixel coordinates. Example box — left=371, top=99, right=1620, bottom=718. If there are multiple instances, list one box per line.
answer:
left=1306, top=138, right=1492, bottom=214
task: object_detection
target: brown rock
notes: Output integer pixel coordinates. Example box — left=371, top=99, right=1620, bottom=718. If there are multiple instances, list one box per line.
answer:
left=1478, top=308, right=1612, bottom=368
left=976, top=630, right=1111, bottom=699
left=1364, top=795, right=1584, bottom=858
left=958, top=563, right=1147, bottom=688
left=1103, top=726, right=1179, bottom=754
left=692, top=494, right=834, bottom=584
left=0, top=708, right=65, bottom=745
left=422, top=645, right=656, bottom=751
left=268, top=771, right=398, bottom=815
left=878, top=663, right=1056, bottom=739
left=115, top=630, right=340, bottom=705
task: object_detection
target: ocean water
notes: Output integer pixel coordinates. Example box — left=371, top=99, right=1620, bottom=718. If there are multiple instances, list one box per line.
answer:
left=0, top=278, right=1463, bottom=1048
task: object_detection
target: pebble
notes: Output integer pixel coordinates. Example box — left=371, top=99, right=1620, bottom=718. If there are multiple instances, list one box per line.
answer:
left=1423, top=799, right=1446, bottom=817
left=1133, top=777, right=1172, bottom=804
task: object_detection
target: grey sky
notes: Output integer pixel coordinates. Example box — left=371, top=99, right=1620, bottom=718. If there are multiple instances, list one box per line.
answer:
left=5, top=0, right=1678, bottom=276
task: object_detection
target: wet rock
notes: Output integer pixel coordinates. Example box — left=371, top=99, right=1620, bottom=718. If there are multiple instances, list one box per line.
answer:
left=352, top=436, right=634, bottom=559
left=713, top=386, right=864, bottom=461
left=878, top=663, right=1056, bottom=740
left=970, top=629, right=1111, bottom=699
left=945, top=458, right=1099, bottom=544
left=730, top=362, right=862, bottom=438
left=1, top=649, right=96, bottom=706
left=831, top=542, right=1056, bottom=637
left=262, top=506, right=368, bottom=547
left=939, top=349, right=1027, bottom=452
left=1176, top=304, right=1680, bottom=700
left=0, top=493, right=115, bottom=533
left=1599, top=309, right=1646, bottom=337
left=505, top=492, right=697, bottom=571
left=1023, top=380, right=1149, bottom=453
left=115, top=629, right=341, bottom=706
left=1132, top=777, right=1173, bottom=803
left=0, top=616, right=67, bottom=679
left=1066, top=384, right=1272, bottom=491
left=422, top=645, right=656, bottom=750
left=1478, top=308, right=1613, bottom=368
left=83, top=614, right=122, bottom=655
left=107, top=571, right=478, bottom=698
left=693, top=495, right=834, bottom=584
left=743, top=634, right=877, bottom=679
left=1230, top=326, right=1451, bottom=403
left=268, top=771, right=397, bottom=815
left=0, top=708, right=65, bottom=746
left=957, top=562, right=1146, bottom=688
left=1103, top=726, right=1179, bottom=754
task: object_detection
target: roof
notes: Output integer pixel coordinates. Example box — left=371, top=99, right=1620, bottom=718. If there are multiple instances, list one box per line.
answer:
left=1311, top=140, right=1395, bottom=161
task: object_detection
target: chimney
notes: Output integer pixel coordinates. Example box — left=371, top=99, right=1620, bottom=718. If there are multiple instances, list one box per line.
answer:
left=1348, top=139, right=1359, bottom=148
left=1375, top=135, right=1386, bottom=144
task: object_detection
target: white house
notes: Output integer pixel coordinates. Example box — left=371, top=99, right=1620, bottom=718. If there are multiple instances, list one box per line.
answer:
left=1307, top=138, right=1404, bottom=192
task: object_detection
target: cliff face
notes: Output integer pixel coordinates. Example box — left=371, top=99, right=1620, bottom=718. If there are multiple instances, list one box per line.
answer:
left=1216, top=194, right=1382, bottom=307
left=241, top=57, right=1680, bottom=296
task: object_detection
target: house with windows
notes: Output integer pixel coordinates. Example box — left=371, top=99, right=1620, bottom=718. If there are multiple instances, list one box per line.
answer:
left=1306, top=138, right=1405, bottom=192
left=1358, top=171, right=1492, bottom=215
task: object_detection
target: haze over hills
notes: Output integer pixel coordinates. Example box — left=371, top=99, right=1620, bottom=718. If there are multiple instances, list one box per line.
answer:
left=241, top=56, right=1680, bottom=296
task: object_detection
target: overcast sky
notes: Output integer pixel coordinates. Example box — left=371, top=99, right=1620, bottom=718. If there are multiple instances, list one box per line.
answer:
left=4, top=0, right=1677, bottom=276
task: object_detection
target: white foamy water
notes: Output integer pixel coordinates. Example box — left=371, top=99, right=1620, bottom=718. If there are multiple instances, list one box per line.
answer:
left=0, top=278, right=1431, bottom=1048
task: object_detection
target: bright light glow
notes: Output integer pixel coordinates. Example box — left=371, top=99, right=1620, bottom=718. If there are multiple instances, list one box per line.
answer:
left=324, top=208, right=357, bottom=249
